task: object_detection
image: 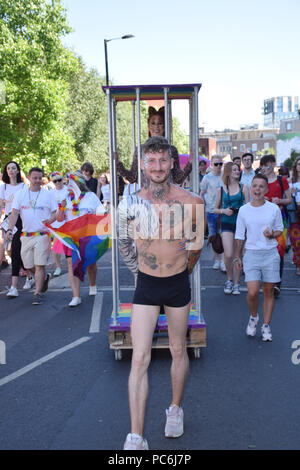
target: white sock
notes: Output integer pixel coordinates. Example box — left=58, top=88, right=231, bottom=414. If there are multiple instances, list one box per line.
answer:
left=131, top=433, right=142, bottom=440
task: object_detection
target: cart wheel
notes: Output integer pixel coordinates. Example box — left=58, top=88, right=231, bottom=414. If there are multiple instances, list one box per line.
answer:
left=115, top=349, right=122, bottom=360
left=194, top=348, right=201, bottom=359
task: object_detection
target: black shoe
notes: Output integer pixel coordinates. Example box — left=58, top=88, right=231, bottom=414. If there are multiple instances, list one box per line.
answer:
left=32, top=294, right=42, bottom=305
left=41, top=273, right=51, bottom=293
left=274, top=286, right=280, bottom=298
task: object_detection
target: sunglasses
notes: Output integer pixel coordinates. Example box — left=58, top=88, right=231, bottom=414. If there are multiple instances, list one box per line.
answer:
left=53, top=178, right=63, bottom=183
left=214, top=162, right=223, bottom=167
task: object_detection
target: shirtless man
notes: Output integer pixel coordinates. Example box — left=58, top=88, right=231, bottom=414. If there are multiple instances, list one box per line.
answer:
left=117, top=136, right=204, bottom=450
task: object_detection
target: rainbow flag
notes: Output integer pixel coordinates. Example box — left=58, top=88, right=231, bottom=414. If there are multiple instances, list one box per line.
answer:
left=46, top=214, right=111, bottom=281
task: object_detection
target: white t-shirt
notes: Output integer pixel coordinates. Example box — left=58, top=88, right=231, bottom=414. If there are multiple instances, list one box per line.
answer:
left=101, top=184, right=110, bottom=202
left=0, top=182, right=25, bottom=216
left=291, top=182, right=300, bottom=204
left=235, top=201, right=283, bottom=250
left=65, top=191, right=106, bottom=222
left=52, top=186, right=69, bottom=228
left=12, top=186, right=58, bottom=232
left=200, top=172, right=222, bottom=213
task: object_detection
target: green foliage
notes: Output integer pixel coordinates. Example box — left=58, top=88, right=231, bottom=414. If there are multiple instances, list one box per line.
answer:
left=65, top=59, right=149, bottom=174
left=0, top=0, right=79, bottom=174
left=0, top=0, right=190, bottom=177
left=172, top=117, right=189, bottom=154
left=284, top=149, right=300, bottom=168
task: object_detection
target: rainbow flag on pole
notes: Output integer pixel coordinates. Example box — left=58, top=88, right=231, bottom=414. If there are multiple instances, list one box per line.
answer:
left=46, top=213, right=111, bottom=281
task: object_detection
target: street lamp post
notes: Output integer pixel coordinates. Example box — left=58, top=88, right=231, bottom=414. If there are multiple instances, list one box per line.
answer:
left=104, top=34, right=134, bottom=87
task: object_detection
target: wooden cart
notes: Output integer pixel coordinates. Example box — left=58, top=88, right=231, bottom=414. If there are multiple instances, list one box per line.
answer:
left=109, top=303, right=206, bottom=360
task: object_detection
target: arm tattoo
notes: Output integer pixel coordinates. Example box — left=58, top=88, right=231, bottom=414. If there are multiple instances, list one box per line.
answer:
left=117, top=195, right=159, bottom=273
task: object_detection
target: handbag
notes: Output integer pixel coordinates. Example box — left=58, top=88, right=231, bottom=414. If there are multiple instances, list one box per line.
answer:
left=207, top=187, right=224, bottom=254
left=208, top=232, right=224, bottom=254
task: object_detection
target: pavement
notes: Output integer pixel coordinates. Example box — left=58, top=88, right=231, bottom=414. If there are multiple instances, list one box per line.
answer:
left=0, top=241, right=300, bottom=451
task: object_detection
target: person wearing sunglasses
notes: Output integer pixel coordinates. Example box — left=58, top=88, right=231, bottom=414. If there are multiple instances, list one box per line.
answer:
left=50, top=172, right=68, bottom=277
left=200, top=155, right=226, bottom=271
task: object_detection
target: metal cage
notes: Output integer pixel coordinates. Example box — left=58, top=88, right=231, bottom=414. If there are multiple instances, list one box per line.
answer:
left=102, top=83, right=202, bottom=327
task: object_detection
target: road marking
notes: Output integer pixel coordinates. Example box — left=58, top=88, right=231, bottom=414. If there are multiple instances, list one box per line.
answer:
left=89, top=292, right=104, bottom=334
left=0, top=336, right=91, bottom=388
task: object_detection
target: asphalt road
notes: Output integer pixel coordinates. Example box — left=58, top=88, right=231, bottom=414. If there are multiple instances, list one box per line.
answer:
left=0, top=244, right=299, bottom=451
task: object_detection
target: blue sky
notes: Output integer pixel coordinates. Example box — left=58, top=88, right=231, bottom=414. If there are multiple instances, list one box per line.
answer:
left=62, top=0, right=300, bottom=132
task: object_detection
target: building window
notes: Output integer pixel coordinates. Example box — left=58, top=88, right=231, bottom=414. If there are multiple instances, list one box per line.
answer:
left=252, top=143, right=257, bottom=152
left=286, top=122, right=292, bottom=131
left=240, top=144, right=246, bottom=152
left=277, top=98, right=283, bottom=112
left=264, top=142, right=269, bottom=150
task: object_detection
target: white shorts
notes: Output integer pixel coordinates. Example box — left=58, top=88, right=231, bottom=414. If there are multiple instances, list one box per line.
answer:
left=243, top=248, right=280, bottom=283
left=21, top=234, right=51, bottom=269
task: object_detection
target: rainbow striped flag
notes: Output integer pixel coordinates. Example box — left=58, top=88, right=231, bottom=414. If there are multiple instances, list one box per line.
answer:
left=46, top=213, right=111, bottom=281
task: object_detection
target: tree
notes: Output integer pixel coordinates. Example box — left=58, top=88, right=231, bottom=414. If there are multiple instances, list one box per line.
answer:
left=0, top=0, right=80, bottom=173
left=65, top=59, right=150, bottom=174
left=255, top=147, right=275, bottom=158
left=284, top=149, right=300, bottom=168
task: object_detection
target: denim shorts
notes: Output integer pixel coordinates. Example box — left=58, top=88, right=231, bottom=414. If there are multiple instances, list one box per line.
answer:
left=243, top=248, right=281, bottom=283
left=206, top=212, right=219, bottom=237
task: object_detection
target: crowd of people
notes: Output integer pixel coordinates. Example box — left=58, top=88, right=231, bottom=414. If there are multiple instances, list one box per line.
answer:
left=0, top=162, right=111, bottom=307
left=1, top=107, right=300, bottom=451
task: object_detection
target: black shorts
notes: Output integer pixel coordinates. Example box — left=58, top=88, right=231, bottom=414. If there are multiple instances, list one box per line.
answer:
left=133, top=268, right=191, bottom=308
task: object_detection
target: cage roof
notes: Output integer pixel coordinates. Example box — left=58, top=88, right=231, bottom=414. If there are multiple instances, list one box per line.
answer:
left=102, top=83, right=202, bottom=102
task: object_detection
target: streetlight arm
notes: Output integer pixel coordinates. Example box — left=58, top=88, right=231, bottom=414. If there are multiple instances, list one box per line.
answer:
left=104, top=34, right=134, bottom=87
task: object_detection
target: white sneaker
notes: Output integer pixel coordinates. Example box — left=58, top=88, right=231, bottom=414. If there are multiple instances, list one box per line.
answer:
left=89, top=285, right=97, bottom=296
left=232, top=284, right=240, bottom=295
left=212, top=259, right=220, bottom=270
left=220, top=260, right=226, bottom=272
left=7, top=286, right=18, bottom=298
left=68, top=297, right=82, bottom=307
left=165, top=405, right=184, bottom=438
left=123, top=433, right=149, bottom=450
left=23, top=277, right=35, bottom=290
left=246, top=315, right=259, bottom=337
left=261, top=324, right=272, bottom=342
left=224, top=280, right=233, bottom=294
left=53, top=267, right=61, bottom=277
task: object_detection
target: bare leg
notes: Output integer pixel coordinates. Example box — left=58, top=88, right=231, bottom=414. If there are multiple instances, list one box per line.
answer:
left=87, top=262, right=97, bottom=286
left=128, top=304, right=160, bottom=436
left=11, top=275, right=19, bottom=288
left=246, top=281, right=260, bottom=317
left=0, top=233, right=5, bottom=263
left=67, top=257, right=80, bottom=297
left=262, top=282, right=275, bottom=324
left=34, top=265, right=45, bottom=294
left=53, top=252, right=61, bottom=269
left=222, top=232, right=236, bottom=281
left=165, top=303, right=190, bottom=407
